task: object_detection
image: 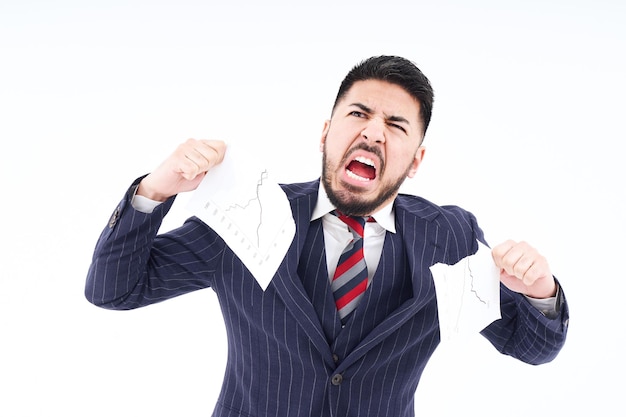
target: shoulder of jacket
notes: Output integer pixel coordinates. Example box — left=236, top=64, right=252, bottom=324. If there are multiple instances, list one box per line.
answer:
left=394, top=193, right=476, bottom=227
left=280, top=179, right=320, bottom=201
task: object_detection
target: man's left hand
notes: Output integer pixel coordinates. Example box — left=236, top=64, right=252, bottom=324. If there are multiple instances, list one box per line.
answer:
left=491, top=240, right=557, bottom=299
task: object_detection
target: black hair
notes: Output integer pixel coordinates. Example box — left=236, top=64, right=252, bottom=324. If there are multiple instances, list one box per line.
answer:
left=332, top=55, right=434, bottom=134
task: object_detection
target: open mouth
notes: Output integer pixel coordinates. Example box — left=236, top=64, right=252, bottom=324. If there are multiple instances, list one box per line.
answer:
left=346, top=156, right=377, bottom=181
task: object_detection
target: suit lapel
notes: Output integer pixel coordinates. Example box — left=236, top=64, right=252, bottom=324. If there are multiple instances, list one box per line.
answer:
left=270, top=180, right=335, bottom=366
left=298, top=219, right=344, bottom=344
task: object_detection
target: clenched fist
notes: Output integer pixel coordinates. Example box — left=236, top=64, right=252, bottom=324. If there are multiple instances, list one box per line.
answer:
left=137, top=139, right=227, bottom=202
left=491, top=240, right=557, bottom=299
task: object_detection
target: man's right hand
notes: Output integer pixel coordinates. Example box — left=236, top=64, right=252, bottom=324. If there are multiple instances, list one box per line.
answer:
left=137, top=138, right=227, bottom=202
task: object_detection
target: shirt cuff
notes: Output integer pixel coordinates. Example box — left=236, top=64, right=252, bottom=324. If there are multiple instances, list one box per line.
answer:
left=131, top=191, right=163, bottom=214
left=524, top=284, right=561, bottom=319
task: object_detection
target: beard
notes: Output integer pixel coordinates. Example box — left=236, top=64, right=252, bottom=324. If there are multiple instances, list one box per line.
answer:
left=321, top=144, right=412, bottom=217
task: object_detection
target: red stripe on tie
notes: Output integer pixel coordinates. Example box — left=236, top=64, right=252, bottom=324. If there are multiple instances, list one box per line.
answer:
left=335, top=278, right=368, bottom=310
left=333, top=249, right=364, bottom=279
left=338, top=214, right=364, bottom=237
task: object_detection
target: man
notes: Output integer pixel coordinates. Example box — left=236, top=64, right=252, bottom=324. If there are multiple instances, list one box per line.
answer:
left=86, top=55, right=568, bottom=417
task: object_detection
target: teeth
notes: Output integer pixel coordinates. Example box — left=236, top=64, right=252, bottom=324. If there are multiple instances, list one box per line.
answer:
left=355, top=156, right=375, bottom=167
left=346, top=169, right=371, bottom=182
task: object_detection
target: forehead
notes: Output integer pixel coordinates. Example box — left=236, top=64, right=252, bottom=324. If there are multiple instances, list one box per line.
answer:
left=338, top=79, right=421, bottom=121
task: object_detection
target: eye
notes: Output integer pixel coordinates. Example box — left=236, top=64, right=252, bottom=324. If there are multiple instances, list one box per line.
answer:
left=349, top=110, right=366, bottom=118
left=388, top=123, right=407, bottom=134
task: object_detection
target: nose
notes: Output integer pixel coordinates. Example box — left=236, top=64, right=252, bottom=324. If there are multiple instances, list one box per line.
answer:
left=361, top=117, right=385, bottom=143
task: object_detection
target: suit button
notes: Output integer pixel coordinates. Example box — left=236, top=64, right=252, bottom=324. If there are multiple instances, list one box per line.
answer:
left=331, top=374, right=343, bottom=386
left=332, top=354, right=339, bottom=363
left=108, top=207, right=121, bottom=228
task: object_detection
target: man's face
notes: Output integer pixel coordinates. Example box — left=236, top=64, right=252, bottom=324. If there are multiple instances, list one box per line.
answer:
left=320, top=79, right=426, bottom=216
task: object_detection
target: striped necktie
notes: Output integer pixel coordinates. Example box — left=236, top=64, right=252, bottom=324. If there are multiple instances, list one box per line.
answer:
left=331, top=211, right=370, bottom=323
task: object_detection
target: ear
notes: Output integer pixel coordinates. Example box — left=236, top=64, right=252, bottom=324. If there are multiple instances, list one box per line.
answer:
left=406, top=146, right=426, bottom=178
left=319, top=120, right=331, bottom=152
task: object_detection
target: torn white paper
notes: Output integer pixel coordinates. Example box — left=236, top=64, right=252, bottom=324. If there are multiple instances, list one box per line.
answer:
left=186, top=144, right=296, bottom=290
left=430, top=241, right=501, bottom=343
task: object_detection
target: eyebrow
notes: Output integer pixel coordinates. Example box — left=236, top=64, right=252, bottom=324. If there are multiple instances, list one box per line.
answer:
left=349, top=102, right=411, bottom=126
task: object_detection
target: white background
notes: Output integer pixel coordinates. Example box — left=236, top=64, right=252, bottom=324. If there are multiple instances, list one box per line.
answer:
left=1, top=1, right=624, bottom=415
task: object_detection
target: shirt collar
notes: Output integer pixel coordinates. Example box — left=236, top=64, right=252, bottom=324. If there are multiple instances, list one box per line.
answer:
left=311, top=182, right=396, bottom=233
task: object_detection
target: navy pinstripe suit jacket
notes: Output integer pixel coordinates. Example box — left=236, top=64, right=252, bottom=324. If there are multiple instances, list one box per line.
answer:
left=86, top=178, right=568, bottom=417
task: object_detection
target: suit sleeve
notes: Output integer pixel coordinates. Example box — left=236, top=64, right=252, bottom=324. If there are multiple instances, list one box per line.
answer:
left=468, top=212, right=569, bottom=365
left=481, top=282, right=569, bottom=365
left=441, top=204, right=569, bottom=365
left=84, top=177, right=224, bottom=310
